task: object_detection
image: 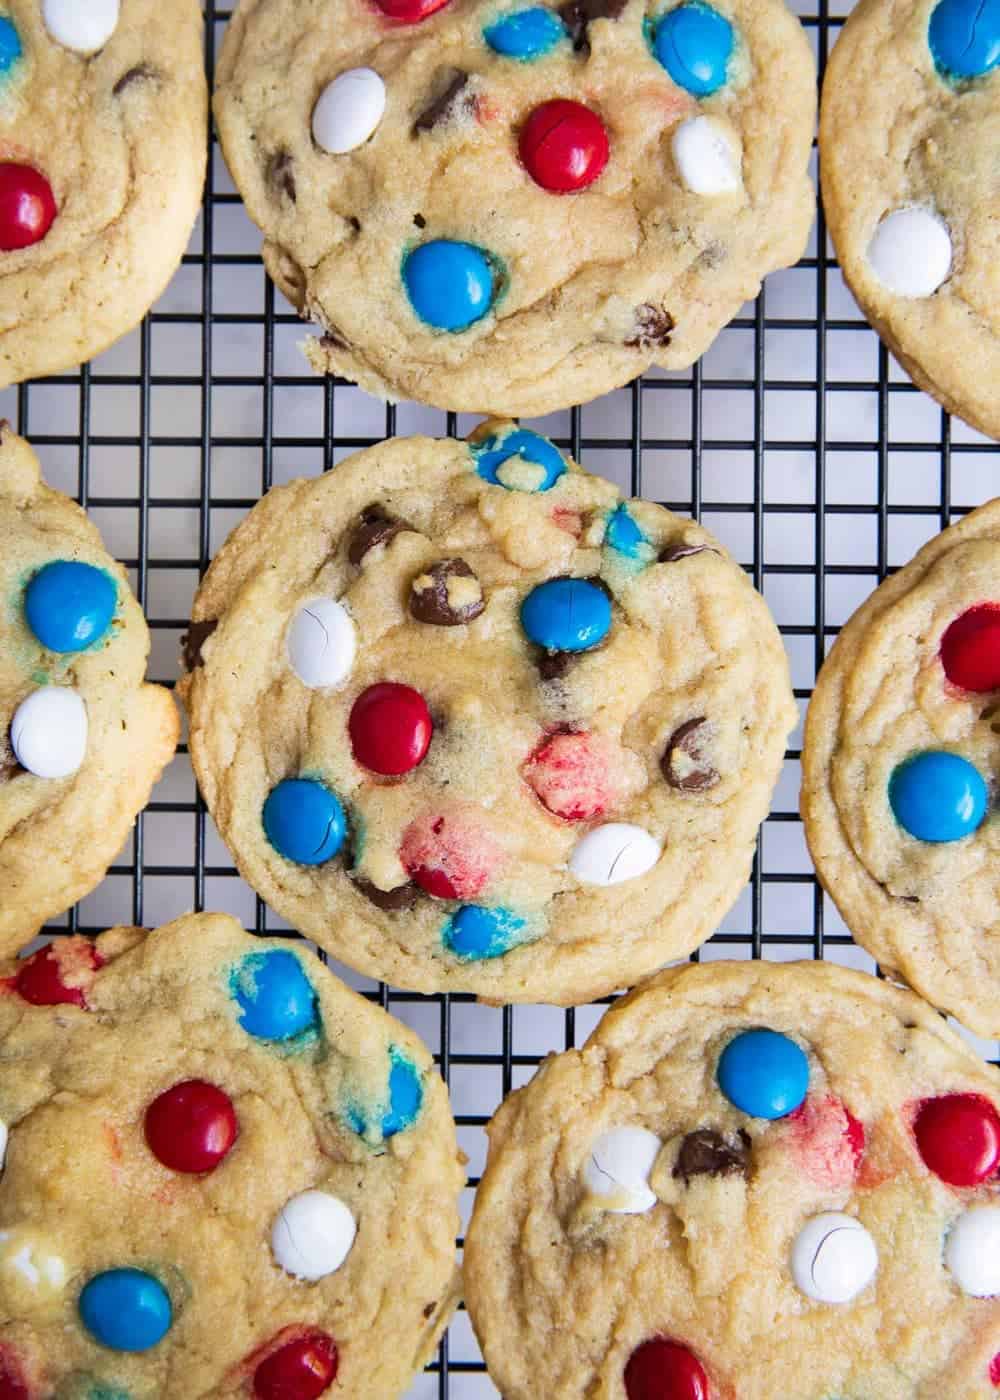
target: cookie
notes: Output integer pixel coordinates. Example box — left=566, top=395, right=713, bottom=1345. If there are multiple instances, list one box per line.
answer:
left=0, top=912, right=464, bottom=1398
left=820, top=0, right=1000, bottom=440
left=0, top=0, right=207, bottom=388
left=802, top=500, right=1000, bottom=1038
left=464, top=957, right=1000, bottom=1400
left=213, top=0, right=815, bottom=417
left=0, top=424, right=178, bottom=955
left=178, top=425, right=796, bottom=1004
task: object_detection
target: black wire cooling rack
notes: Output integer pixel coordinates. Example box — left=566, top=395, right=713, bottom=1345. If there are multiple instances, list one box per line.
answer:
left=3, top=1, right=999, bottom=1393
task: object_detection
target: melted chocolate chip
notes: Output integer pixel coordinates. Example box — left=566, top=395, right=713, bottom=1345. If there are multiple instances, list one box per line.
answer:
left=354, top=878, right=419, bottom=913
left=0, top=728, right=22, bottom=783
left=673, top=1128, right=751, bottom=1185
left=662, top=717, right=720, bottom=793
left=320, top=326, right=350, bottom=352
left=423, top=1302, right=437, bottom=1319
left=182, top=619, right=218, bottom=672
left=659, top=540, right=719, bottom=564
left=113, top=64, right=157, bottom=97
left=537, top=650, right=574, bottom=681
left=348, top=506, right=410, bottom=566
left=558, top=0, right=628, bottom=51
left=266, top=149, right=297, bottom=203
left=627, top=303, right=676, bottom=350
left=410, top=559, right=485, bottom=627
left=413, top=70, right=471, bottom=135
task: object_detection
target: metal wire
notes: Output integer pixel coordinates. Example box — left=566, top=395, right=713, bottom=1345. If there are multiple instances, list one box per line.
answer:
left=2, top=2, right=998, bottom=1393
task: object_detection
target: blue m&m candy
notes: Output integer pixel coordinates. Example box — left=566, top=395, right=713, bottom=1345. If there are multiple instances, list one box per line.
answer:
left=889, top=751, right=988, bottom=843
left=474, top=428, right=566, bottom=492
left=263, top=777, right=346, bottom=866
left=484, top=7, right=566, bottom=59
left=231, top=950, right=319, bottom=1042
left=403, top=240, right=500, bottom=332
left=652, top=2, right=735, bottom=97
left=929, top=0, right=1000, bottom=80
left=0, top=17, right=21, bottom=75
left=444, top=904, right=526, bottom=960
left=520, top=577, right=612, bottom=652
left=717, top=1028, right=809, bottom=1119
left=24, top=560, right=117, bottom=653
left=78, top=1269, right=172, bottom=1353
left=605, top=504, right=648, bottom=559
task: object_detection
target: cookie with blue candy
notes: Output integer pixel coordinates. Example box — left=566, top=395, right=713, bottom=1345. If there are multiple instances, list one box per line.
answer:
left=803, top=497, right=1000, bottom=1037
left=0, top=912, right=464, bottom=1399
left=178, top=424, right=795, bottom=1004
left=821, top=0, right=1000, bottom=440
left=0, top=424, right=178, bottom=958
left=214, top=0, right=815, bottom=416
left=465, top=957, right=1000, bottom=1399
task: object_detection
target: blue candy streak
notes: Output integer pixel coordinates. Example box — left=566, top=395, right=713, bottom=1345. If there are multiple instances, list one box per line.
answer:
left=473, top=427, right=566, bottom=491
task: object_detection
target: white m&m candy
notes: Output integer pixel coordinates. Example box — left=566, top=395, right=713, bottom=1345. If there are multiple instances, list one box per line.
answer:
left=312, top=69, right=387, bottom=155
left=867, top=207, right=952, bottom=299
left=0, top=1120, right=7, bottom=1172
left=10, top=687, right=87, bottom=779
left=791, top=1212, right=878, bottom=1304
left=287, top=597, right=356, bottom=689
left=271, top=1189, right=357, bottom=1281
left=569, top=823, right=661, bottom=887
left=42, top=0, right=120, bottom=54
left=945, top=1205, right=1000, bottom=1297
left=583, top=1126, right=663, bottom=1214
left=672, top=116, right=742, bottom=196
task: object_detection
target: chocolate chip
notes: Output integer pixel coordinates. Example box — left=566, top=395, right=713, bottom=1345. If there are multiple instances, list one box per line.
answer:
left=422, top=1301, right=437, bottom=1319
left=662, top=718, right=720, bottom=793
left=537, top=650, right=574, bottom=681
left=354, top=877, right=419, bottom=913
left=347, top=506, right=410, bottom=566
left=266, top=149, right=297, bottom=203
left=673, top=1128, right=751, bottom=1185
left=627, top=303, right=676, bottom=350
left=113, top=64, right=157, bottom=97
left=413, top=70, right=471, bottom=135
left=0, top=727, right=22, bottom=783
left=181, top=619, right=218, bottom=672
left=658, top=540, right=719, bottom=564
left=558, top=0, right=628, bottom=51
left=410, top=559, right=485, bottom=627
left=414, top=212, right=427, bottom=229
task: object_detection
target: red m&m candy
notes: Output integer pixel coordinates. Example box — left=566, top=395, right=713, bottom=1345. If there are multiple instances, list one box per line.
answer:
left=400, top=805, right=505, bottom=900
left=253, top=1330, right=338, bottom=1400
left=0, top=1345, right=29, bottom=1400
left=519, top=100, right=610, bottom=194
left=0, top=164, right=56, bottom=252
left=523, top=730, right=620, bottom=822
left=990, top=1350, right=1000, bottom=1386
left=913, top=1093, right=1000, bottom=1187
left=15, top=939, right=103, bottom=1008
left=144, top=1080, right=238, bottom=1175
left=941, top=605, right=1000, bottom=693
left=373, top=0, right=450, bottom=20
left=787, top=1094, right=865, bottom=1190
left=625, top=1338, right=709, bottom=1400
left=349, top=682, right=433, bottom=776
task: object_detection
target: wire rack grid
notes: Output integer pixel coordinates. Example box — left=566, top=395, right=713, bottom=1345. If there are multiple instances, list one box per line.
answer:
left=2, top=0, right=999, bottom=1393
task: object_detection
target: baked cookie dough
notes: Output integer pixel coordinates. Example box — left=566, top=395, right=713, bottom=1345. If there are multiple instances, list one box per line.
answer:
left=179, top=425, right=796, bottom=1004
left=214, top=0, right=815, bottom=416
left=465, top=958, right=1000, bottom=1400
left=0, top=424, right=177, bottom=956
left=821, top=0, right=1000, bottom=440
left=0, top=0, right=207, bottom=387
left=802, top=500, right=1000, bottom=1039
left=0, top=912, right=464, bottom=1398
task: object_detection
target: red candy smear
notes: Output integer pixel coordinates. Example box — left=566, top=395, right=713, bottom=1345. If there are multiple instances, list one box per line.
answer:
left=941, top=605, right=1000, bottom=693
left=349, top=682, right=433, bottom=776
left=0, top=164, right=57, bottom=252
left=253, top=1330, right=338, bottom=1400
left=787, top=1094, right=865, bottom=1190
left=523, top=730, right=623, bottom=822
left=400, top=806, right=505, bottom=900
left=990, top=1351, right=1000, bottom=1386
left=913, top=1093, right=1000, bottom=1187
left=625, top=1338, right=709, bottom=1400
left=0, top=1346, right=30, bottom=1400
left=519, top=100, right=610, bottom=194
left=373, top=0, right=450, bottom=20
left=15, top=939, right=103, bottom=1008
left=144, top=1079, right=239, bottom=1175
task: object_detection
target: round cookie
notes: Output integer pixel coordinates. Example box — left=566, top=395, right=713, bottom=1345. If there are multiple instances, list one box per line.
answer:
left=178, top=425, right=796, bottom=1004
left=213, top=0, right=816, bottom=417
left=464, top=958, right=1000, bottom=1400
left=0, top=0, right=207, bottom=387
left=0, top=424, right=178, bottom=955
left=802, top=500, right=1000, bottom=1039
left=820, top=0, right=1000, bottom=440
left=0, top=913, right=464, bottom=1397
